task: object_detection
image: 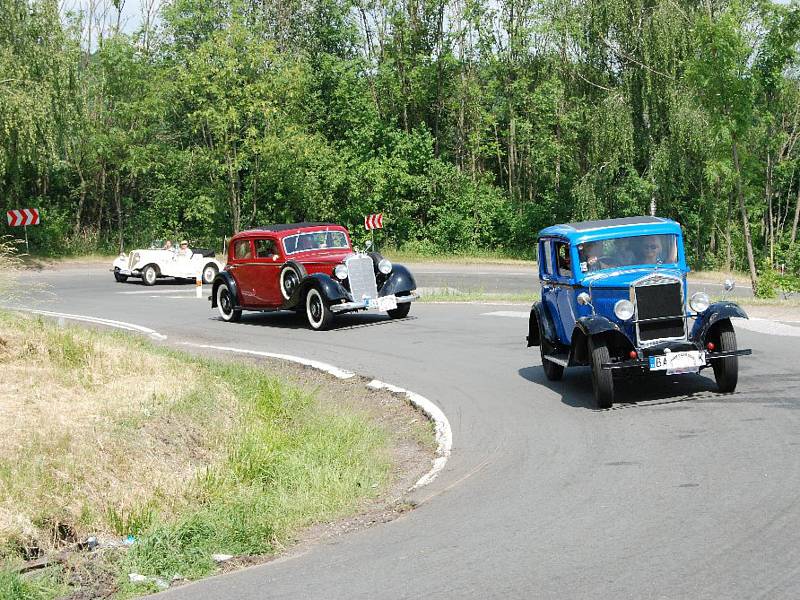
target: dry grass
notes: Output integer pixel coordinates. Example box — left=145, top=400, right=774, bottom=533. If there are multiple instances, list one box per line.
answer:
left=0, top=312, right=430, bottom=598
left=0, top=314, right=237, bottom=557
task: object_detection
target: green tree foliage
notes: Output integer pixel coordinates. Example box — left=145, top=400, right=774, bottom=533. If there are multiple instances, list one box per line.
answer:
left=0, top=0, right=799, bottom=289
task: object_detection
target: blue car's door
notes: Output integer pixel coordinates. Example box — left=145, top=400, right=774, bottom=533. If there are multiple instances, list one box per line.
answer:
left=552, top=239, right=577, bottom=345
left=539, top=239, right=560, bottom=341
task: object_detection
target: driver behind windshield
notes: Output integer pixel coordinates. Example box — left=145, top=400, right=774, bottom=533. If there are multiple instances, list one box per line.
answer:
left=578, top=241, right=606, bottom=272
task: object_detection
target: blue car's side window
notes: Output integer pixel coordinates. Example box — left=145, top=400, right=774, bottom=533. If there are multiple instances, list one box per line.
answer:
left=540, top=240, right=553, bottom=276
left=554, top=242, right=572, bottom=279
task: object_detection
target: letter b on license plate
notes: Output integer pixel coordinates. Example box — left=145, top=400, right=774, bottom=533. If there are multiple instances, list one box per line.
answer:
left=649, top=351, right=705, bottom=375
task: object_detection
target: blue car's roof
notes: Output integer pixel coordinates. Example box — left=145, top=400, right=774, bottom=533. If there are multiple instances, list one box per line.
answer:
left=539, top=216, right=682, bottom=244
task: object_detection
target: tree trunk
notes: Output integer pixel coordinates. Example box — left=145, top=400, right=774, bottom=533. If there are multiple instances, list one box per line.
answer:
left=766, top=151, right=774, bottom=267
left=114, top=172, right=123, bottom=252
left=732, top=139, right=758, bottom=293
left=791, top=179, right=800, bottom=245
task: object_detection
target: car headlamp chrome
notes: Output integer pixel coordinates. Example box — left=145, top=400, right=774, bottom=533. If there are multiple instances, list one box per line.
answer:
left=378, top=258, right=392, bottom=275
left=334, top=264, right=348, bottom=280
left=690, top=291, right=710, bottom=313
left=614, top=299, right=635, bottom=321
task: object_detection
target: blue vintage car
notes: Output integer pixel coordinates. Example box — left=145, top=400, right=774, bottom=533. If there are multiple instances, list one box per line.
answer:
left=527, top=216, right=752, bottom=409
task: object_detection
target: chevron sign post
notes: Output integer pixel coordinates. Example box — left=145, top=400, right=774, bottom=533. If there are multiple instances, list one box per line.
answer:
left=7, top=208, right=40, bottom=226
left=364, top=213, right=384, bottom=251
left=364, top=213, right=384, bottom=230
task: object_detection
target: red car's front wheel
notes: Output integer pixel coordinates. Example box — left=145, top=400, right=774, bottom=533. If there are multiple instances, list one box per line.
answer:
left=306, top=287, right=333, bottom=331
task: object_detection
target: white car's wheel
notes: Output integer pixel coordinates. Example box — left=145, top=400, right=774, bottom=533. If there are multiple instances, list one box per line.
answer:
left=216, top=284, right=241, bottom=322
left=202, top=263, right=219, bottom=285
left=141, top=264, right=158, bottom=286
left=306, top=287, right=333, bottom=331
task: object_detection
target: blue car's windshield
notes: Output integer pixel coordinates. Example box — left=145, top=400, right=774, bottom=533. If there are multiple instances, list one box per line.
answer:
left=577, top=234, right=678, bottom=273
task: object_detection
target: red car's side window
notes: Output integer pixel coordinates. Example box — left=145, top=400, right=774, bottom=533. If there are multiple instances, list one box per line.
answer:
left=233, top=239, right=252, bottom=260
left=254, top=238, right=279, bottom=259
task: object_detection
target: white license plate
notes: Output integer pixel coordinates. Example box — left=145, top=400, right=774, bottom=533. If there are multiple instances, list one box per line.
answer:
left=369, top=295, right=398, bottom=311
left=120, top=269, right=132, bottom=275
left=649, top=351, right=705, bottom=375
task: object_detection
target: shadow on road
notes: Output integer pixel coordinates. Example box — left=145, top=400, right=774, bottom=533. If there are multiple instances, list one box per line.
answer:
left=210, top=310, right=416, bottom=332
left=518, top=364, right=719, bottom=411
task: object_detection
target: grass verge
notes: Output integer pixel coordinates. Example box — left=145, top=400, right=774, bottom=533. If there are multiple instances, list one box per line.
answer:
left=0, top=312, right=431, bottom=598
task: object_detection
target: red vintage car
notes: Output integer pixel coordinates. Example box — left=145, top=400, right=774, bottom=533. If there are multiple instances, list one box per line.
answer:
left=210, top=223, right=418, bottom=330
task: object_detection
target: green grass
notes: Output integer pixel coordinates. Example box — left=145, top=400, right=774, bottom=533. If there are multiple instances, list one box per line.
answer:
left=0, top=568, right=68, bottom=600
left=0, top=313, right=400, bottom=597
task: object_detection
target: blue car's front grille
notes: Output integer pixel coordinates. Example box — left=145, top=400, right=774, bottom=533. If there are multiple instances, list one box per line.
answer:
left=634, top=279, right=685, bottom=343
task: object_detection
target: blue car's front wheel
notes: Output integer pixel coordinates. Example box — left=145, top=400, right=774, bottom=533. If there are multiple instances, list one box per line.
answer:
left=589, top=337, right=614, bottom=409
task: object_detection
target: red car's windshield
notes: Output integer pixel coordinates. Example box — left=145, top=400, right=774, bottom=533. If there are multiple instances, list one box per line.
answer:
left=283, top=230, right=350, bottom=255
left=577, top=234, right=678, bottom=273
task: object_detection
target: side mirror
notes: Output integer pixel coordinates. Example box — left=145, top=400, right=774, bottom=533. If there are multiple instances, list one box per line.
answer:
left=723, top=278, right=735, bottom=292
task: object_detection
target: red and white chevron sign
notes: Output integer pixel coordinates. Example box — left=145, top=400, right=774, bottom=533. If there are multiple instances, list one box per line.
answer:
left=7, top=208, right=40, bottom=226
left=364, top=213, right=384, bottom=230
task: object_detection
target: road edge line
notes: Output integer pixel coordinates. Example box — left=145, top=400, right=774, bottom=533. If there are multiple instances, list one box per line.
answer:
left=14, top=308, right=168, bottom=340
left=366, top=379, right=452, bottom=490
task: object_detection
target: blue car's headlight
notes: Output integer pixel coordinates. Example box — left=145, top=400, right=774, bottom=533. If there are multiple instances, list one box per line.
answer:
left=614, top=299, right=635, bottom=321
left=690, top=292, right=710, bottom=313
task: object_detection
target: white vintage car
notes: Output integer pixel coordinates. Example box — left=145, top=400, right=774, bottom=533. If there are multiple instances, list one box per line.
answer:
left=112, top=242, right=224, bottom=285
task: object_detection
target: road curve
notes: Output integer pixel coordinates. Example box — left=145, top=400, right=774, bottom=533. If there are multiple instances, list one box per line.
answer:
left=16, top=267, right=800, bottom=599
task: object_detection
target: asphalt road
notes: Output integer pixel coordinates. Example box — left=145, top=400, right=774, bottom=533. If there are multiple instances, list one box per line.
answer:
left=15, top=267, right=799, bottom=599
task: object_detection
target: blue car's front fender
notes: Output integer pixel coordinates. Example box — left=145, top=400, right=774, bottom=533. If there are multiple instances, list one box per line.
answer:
left=691, top=302, right=748, bottom=342
left=570, top=315, right=636, bottom=365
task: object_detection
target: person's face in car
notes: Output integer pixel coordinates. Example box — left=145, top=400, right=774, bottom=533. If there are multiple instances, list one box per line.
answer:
left=641, top=238, right=662, bottom=263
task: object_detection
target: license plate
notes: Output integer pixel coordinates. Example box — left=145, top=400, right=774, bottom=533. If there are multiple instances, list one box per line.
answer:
left=368, top=295, right=398, bottom=311
left=120, top=269, right=132, bottom=275
left=649, top=351, right=705, bottom=375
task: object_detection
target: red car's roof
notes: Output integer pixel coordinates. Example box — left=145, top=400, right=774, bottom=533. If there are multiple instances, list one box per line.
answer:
left=233, top=223, right=348, bottom=239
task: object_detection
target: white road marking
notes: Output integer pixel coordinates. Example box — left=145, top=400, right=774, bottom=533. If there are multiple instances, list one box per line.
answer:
left=482, top=310, right=529, bottom=318
left=732, top=317, right=800, bottom=337
left=180, top=342, right=356, bottom=379
left=368, top=380, right=452, bottom=490
left=17, top=309, right=167, bottom=340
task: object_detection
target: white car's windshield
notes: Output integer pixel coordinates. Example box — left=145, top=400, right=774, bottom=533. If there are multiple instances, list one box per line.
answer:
left=283, top=231, right=350, bottom=254
left=577, top=234, right=678, bottom=273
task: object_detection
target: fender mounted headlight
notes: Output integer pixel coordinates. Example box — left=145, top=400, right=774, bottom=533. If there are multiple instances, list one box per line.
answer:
left=690, top=292, right=710, bottom=313
left=378, top=258, right=392, bottom=275
left=334, top=264, right=348, bottom=280
left=614, top=299, right=635, bottom=321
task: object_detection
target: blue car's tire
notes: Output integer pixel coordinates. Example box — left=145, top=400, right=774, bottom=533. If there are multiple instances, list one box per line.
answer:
left=712, top=320, right=738, bottom=393
left=589, top=337, right=614, bottom=409
left=539, top=320, right=563, bottom=381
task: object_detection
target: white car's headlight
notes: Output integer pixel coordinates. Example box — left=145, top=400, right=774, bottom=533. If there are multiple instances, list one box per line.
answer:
left=119, top=252, right=126, bottom=258
left=690, top=292, right=710, bottom=313
left=378, top=258, right=392, bottom=275
left=614, top=299, right=635, bottom=321
left=334, top=264, right=348, bottom=279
